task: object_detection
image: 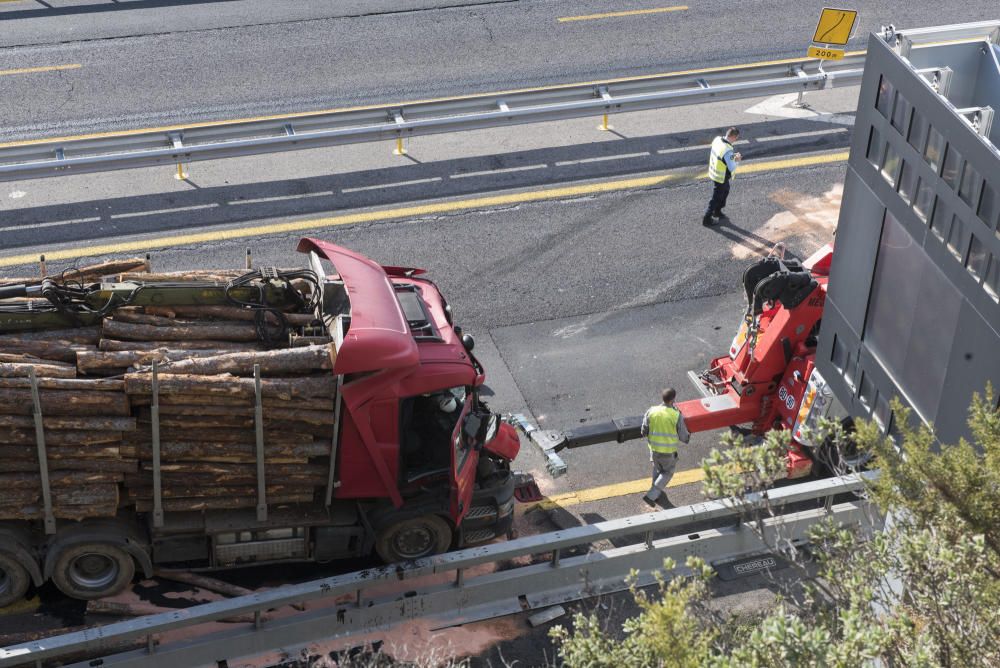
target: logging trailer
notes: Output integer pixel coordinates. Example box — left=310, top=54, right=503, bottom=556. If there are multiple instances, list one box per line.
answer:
left=0, top=238, right=525, bottom=606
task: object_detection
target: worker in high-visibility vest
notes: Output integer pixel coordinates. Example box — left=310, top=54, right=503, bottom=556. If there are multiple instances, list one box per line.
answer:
left=641, top=388, right=690, bottom=508
left=702, top=127, right=742, bottom=226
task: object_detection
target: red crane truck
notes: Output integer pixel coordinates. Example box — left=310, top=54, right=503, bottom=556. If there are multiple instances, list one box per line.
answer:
left=0, top=238, right=523, bottom=606
left=527, top=245, right=852, bottom=479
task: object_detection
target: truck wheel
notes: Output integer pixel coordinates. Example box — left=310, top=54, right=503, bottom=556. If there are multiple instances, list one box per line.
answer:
left=375, top=515, right=452, bottom=563
left=51, top=543, right=135, bottom=600
left=0, top=553, right=30, bottom=608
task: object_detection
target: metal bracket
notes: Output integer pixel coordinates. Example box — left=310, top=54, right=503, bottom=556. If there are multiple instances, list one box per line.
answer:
left=497, top=99, right=510, bottom=113
left=29, top=368, right=56, bottom=535
left=284, top=124, right=296, bottom=136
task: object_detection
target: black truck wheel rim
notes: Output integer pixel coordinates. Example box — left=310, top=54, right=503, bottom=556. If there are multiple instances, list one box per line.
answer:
left=70, top=553, right=119, bottom=590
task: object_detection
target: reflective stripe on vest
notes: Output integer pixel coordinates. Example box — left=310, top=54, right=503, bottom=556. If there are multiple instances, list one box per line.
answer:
left=708, top=136, right=732, bottom=184
left=647, top=405, right=680, bottom=454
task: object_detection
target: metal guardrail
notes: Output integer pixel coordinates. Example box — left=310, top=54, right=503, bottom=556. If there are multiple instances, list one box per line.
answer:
left=0, top=54, right=867, bottom=183
left=0, top=473, right=878, bottom=668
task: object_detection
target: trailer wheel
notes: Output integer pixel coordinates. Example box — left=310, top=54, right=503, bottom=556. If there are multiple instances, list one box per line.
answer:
left=375, top=515, right=452, bottom=563
left=0, top=553, right=30, bottom=608
left=50, top=543, right=135, bottom=600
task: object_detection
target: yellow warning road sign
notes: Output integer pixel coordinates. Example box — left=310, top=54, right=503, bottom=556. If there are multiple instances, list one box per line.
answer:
left=807, top=45, right=846, bottom=60
left=812, top=8, right=858, bottom=46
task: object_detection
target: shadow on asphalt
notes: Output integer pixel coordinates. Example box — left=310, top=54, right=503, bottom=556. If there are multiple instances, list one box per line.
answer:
left=0, top=117, right=852, bottom=252
left=0, top=0, right=242, bottom=21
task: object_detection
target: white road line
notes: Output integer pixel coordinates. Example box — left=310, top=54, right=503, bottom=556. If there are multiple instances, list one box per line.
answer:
left=450, top=164, right=548, bottom=179
left=229, top=191, right=335, bottom=205
left=111, top=204, right=219, bottom=219
left=756, top=127, right=849, bottom=142
left=555, top=152, right=650, bottom=166
left=342, top=177, right=443, bottom=193
left=656, top=144, right=711, bottom=155
left=0, top=217, right=100, bottom=233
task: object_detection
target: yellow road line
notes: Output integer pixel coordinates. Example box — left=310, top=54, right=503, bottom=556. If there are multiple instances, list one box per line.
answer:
left=558, top=6, right=687, bottom=22
left=0, top=64, right=82, bottom=77
left=0, top=150, right=849, bottom=270
left=533, top=467, right=705, bottom=511
left=0, top=51, right=865, bottom=150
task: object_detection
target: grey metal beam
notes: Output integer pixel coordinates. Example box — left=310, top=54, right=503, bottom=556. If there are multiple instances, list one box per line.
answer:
left=63, top=502, right=873, bottom=668
left=0, top=56, right=866, bottom=183
left=0, top=473, right=876, bottom=668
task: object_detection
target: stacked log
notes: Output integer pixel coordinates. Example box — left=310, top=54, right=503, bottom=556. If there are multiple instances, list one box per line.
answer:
left=0, top=264, right=333, bottom=520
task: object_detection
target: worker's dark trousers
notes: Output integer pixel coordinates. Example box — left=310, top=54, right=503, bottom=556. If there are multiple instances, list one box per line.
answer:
left=706, top=179, right=731, bottom=216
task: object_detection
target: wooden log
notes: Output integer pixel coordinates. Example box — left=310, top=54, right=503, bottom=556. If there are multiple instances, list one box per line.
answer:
left=0, top=327, right=99, bottom=344
left=141, top=305, right=319, bottom=326
left=127, top=394, right=334, bottom=411
left=2, top=458, right=137, bottom=473
left=0, top=340, right=90, bottom=364
left=141, top=461, right=327, bottom=476
left=76, top=349, right=231, bottom=374
left=0, top=352, right=75, bottom=367
left=0, top=415, right=135, bottom=430
left=0, top=259, right=149, bottom=287
left=146, top=345, right=333, bottom=377
left=289, top=335, right=333, bottom=347
left=134, top=494, right=313, bottom=512
left=116, top=269, right=245, bottom=283
left=131, top=484, right=306, bottom=499
left=128, top=427, right=315, bottom=446
left=124, top=373, right=335, bottom=400
left=0, top=429, right=122, bottom=446
left=131, top=440, right=328, bottom=462
left=99, top=338, right=264, bottom=352
left=0, top=361, right=76, bottom=378
left=102, top=319, right=260, bottom=342
left=0, top=504, right=117, bottom=520
left=0, top=388, right=130, bottom=416
left=0, top=444, right=120, bottom=460
left=6, top=487, right=121, bottom=508
left=125, top=471, right=326, bottom=487
left=0, top=377, right=123, bottom=391
left=152, top=571, right=257, bottom=600
left=151, top=404, right=334, bottom=425
left=0, top=471, right=125, bottom=488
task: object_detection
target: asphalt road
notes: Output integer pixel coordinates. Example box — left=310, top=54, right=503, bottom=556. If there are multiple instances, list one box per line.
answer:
left=1, top=2, right=994, bottom=662
left=1, top=0, right=996, bottom=140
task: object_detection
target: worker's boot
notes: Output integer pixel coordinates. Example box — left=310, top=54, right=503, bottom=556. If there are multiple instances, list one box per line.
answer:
left=642, top=490, right=658, bottom=507
left=713, top=209, right=728, bottom=222
left=701, top=213, right=716, bottom=226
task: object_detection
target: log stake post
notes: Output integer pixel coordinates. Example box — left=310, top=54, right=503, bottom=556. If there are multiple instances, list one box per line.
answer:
left=254, top=364, right=268, bottom=522
left=39, top=254, right=47, bottom=278
left=151, top=361, right=164, bottom=528
left=245, top=247, right=253, bottom=270
left=29, top=368, right=56, bottom=534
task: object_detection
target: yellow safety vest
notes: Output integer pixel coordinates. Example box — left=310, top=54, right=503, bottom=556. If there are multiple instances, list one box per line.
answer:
left=708, top=136, right=733, bottom=184
left=646, top=405, right=680, bottom=454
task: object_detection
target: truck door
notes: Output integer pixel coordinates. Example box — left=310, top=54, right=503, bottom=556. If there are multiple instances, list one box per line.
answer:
left=450, top=388, right=477, bottom=523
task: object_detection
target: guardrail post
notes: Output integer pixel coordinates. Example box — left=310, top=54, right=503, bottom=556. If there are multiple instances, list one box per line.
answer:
left=175, top=163, right=189, bottom=181
left=597, top=86, right=613, bottom=131
left=391, top=109, right=408, bottom=156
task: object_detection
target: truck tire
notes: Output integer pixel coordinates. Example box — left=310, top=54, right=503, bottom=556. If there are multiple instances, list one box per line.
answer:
left=50, top=543, right=135, bottom=600
left=0, top=553, right=30, bottom=608
left=375, top=515, right=452, bottom=563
